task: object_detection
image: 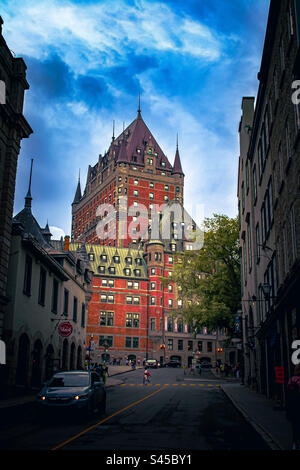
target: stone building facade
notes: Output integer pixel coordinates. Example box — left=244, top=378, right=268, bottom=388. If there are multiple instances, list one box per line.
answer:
left=238, top=0, right=300, bottom=401
left=0, top=17, right=32, bottom=363
left=3, top=177, right=93, bottom=389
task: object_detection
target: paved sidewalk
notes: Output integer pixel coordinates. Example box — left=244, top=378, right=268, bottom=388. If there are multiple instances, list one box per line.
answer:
left=211, top=370, right=292, bottom=450
left=0, top=365, right=141, bottom=409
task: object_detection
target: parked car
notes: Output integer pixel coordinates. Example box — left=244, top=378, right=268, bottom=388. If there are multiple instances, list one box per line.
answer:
left=163, top=361, right=181, bottom=368
left=36, top=370, right=106, bottom=419
left=145, top=359, right=159, bottom=368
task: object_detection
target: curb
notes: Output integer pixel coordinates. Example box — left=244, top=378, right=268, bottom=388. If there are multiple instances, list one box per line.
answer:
left=220, top=385, right=284, bottom=450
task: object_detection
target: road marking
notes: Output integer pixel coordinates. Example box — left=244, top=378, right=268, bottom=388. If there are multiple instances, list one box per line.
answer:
left=52, top=385, right=167, bottom=450
left=190, top=384, right=195, bottom=386
left=181, top=384, right=187, bottom=386
left=173, top=384, right=179, bottom=386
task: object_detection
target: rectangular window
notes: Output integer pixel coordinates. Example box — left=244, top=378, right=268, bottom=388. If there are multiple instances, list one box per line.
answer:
left=151, top=282, right=156, bottom=290
left=150, top=318, right=156, bottom=331
left=286, top=120, right=291, bottom=162
left=178, top=339, right=183, bottom=351
left=283, top=224, right=288, bottom=274
left=167, top=318, right=174, bottom=332
left=256, top=223, right=260, bottom=264
left=167, top=339, right=173, bottom=351
left=63, top=289, right=69, bottom=315
left=252, top=165, right=257, bottom=203
left=23, top=255, right=32, bottom=296
left=168, top=299, right=173, bottom=307
left=38, top=267, right=46, bottom=305
left=290, top=203, right=297, bottom=261
left=188, top=340, right=193, bottom=351
left=177, top=319, right=183, bottom=332
left=279, top=143, right=283, bottom=183
left=125, top=337, right=132, bottom=348
left=99, top=336, right=113, bottom=347
left=247, top=220, right=252, bottom=272
left=100, top=311, right=114, bottom=326
left=151, top=296, right=156, bottom=305
left=51, top=278, right=59, bottom=313
left=73, top=297, right=78, bottom=322
left=198, top=341, right=203, bottom=352
left=241, top=182, right=245, bottom=213
left=133, top=337, right=139, bottom=349
left=243, top=239, right=247, bottom=285
left=280, top=37, right=285, bottom=72
left=207, top=342, right=212, bottom=353
left=81, top=303, right=86, bottom=327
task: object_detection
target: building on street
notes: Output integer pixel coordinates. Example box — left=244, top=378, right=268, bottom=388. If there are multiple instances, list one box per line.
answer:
left=0, top=17, right=32, bottom=377
left=238, top=0, right=300, bottom=402
left=3, top=163, right=93, bottom=389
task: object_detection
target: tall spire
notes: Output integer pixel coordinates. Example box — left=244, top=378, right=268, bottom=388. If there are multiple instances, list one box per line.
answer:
left=25, top=158, right=33, bottom=209
left=172, top=135, right=184, bottom=176
left=112, top=120, right=115, bottom=141
left=137, top=92, right=142, bottom=120
left=72, top=169, right=82, bottom=205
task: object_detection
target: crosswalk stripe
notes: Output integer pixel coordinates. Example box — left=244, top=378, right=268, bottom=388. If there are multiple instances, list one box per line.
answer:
left=119, top=383, right=221, bottom=388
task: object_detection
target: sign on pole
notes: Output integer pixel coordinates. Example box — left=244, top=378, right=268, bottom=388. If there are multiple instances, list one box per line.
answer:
left=58, top=321, right=73, bottom=337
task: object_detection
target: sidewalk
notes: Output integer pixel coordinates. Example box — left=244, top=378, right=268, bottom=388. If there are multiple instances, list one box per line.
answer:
left=211, top=369, right=292, bottom=450
left=0, top=365, right=140, bottom=409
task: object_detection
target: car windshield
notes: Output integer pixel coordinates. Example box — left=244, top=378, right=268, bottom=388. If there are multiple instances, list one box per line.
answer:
left=48, top=373, right=90, bottom=387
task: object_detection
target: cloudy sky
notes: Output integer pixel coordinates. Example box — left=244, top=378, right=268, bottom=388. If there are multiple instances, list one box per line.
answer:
left=2, top=0, right=270, bottom=238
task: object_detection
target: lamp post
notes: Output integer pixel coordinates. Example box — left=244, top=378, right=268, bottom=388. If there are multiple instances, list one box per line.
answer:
left=102, top=341, right=109, bottom=364
left=88, top=334, right=94, bottom=368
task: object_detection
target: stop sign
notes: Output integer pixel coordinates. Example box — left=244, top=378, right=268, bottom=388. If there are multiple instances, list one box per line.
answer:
left=58, top=321, right=73, bottom=337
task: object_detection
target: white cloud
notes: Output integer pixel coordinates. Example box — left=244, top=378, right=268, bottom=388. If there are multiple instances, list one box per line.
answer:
left=49, top=225, right=65, bottom=240
left=2, top=0, right=222, bottom=74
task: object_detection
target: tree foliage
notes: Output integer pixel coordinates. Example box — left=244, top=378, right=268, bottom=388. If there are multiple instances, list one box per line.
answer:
left=171, top=214, right=241, bottom=331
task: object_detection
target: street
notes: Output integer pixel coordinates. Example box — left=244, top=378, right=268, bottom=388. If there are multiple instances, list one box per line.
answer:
left=0, top=368, right=268, bottom=451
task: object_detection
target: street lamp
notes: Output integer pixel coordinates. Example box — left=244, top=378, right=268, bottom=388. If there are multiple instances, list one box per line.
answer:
left=88, top=334, right=94, bottom=368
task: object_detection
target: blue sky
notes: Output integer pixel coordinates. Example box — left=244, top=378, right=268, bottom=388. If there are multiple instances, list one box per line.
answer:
left=2, top=0, right=270, bottom=238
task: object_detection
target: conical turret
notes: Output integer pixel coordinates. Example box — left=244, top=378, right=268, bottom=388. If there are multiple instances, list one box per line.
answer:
left=172, top=135, right=184, bottom=176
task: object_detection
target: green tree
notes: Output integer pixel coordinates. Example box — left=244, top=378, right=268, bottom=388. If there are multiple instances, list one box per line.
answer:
left=171, top=214, right=241, bottom=332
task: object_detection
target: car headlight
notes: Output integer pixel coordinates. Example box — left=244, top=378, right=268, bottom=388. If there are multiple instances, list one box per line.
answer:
left=39, top=396, right=46, bottom=401
left=74, top=393, right=89, bottom=400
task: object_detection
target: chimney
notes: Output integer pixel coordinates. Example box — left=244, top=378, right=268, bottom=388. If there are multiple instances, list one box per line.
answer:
left=64, top=235, right=70, bottom=251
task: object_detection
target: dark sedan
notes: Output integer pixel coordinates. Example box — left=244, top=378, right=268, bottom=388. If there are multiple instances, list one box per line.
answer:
left=163, top=361, right=181, bottom=368
left=37, top=370, right=106, bottom=418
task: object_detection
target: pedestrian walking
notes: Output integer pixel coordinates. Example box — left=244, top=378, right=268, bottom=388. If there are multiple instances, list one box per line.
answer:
left=183, top=364, right=187, bottom=375
left=220, top=363, right=225, bottom=377
left=198, top=363, right=202, bottom=375
left=286, top=364, right=300, bottom=450
left=143, top=367, right=151, bottom=385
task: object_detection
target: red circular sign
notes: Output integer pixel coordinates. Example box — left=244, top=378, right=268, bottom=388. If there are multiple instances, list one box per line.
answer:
left=58, top=321, right=73, bottom=337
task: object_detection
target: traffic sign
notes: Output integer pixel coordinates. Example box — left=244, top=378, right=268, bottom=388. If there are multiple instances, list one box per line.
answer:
left=58, top=321, right=73, bottom=337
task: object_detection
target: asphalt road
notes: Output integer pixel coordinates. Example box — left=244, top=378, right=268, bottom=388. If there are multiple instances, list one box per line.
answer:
left=0, top=368, right=268, bottom=451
